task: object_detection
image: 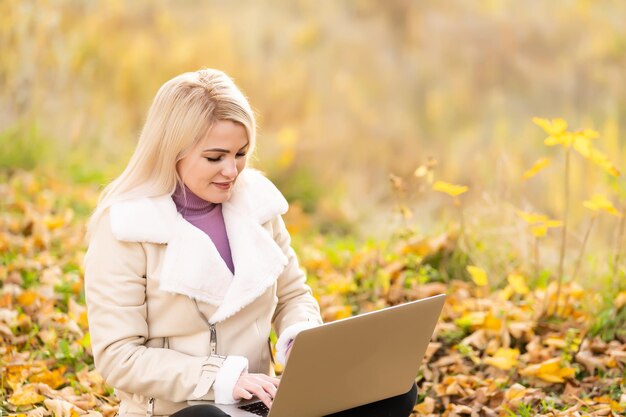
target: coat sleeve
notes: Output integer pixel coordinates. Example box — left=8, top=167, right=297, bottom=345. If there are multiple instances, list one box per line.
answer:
left=270, top=215, right=324, bottom=362
left=84, top=212, right=244, bottom=403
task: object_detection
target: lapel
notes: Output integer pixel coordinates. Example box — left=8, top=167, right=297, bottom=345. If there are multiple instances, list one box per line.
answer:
left=109, top=169, right=289, bottom=323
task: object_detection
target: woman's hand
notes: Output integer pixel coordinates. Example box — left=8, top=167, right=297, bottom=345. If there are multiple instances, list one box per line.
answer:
left=233, top=372, right=280, bottom=408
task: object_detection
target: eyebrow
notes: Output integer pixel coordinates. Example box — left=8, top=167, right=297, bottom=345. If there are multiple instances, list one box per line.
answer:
left=202, top=143, right=249, bottom=153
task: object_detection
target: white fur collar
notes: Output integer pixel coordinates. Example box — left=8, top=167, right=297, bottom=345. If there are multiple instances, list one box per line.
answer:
left=108, top=169, right=289, bottom=323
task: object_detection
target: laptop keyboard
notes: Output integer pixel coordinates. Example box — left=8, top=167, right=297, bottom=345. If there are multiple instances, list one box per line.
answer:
left=238, top=401, right=270, bottom=416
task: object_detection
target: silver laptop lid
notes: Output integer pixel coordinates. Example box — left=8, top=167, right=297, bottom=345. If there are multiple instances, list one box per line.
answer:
left=268, top=294, right=446, bottom=417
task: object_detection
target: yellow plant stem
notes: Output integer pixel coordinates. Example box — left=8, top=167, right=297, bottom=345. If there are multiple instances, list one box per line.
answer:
left=455, top=198, right=466, bottom=251
left=533, top=235, right=540, bottom=280
left=561, top=215, right=596, bottom=315
left=553, top=147, right=571, bottom=317
left=612, top=202, right=626, bottom=286
left=571, top=215, right=596, bottom=283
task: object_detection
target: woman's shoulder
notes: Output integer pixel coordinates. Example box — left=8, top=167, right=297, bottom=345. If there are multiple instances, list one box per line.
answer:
left=88, top=195, right=177, bottom=245
left=108, top=195, right=176, bottom=243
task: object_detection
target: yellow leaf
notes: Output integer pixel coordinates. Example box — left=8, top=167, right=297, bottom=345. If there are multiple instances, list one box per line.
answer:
left=546, top=131, right=574, bottom=147
left=507, top=273, right=529, bottom=295
left=467, top=265, right=488, bottom=286
left=611, top=400, right=625, bottom=413
left=483, top=314, right=502, bottom=331
left=517, top=210, right=562, bottom=236
left=8, top=384, right=45, bottom=406
left=330, top=305, right=352, bottom=321
left=544, top=136, right=561, bottom=146
left=544, top=220, right=563, bottom=228
left=516, top=210, right=548, bottom=224
left=456, top=311, right=486, bottom=328
left=593, top=396, right=611, bottom=404
left=531, top=225, right=547, bottom=237
left=580, top=129, right=600, bottom=140
left=583, top=194, right=621, bottom=217
left=520, top=358, right=576, bottom=383
left=17, top=290, right=39, bottom=307
left=522, top=157, right=551, bottom=180
left=30, top=366, right=66, bottom=389
left=533, top=117, right=568, bottom=136
left=575, top=141, right=621, bottom=177
left=499, top=285, right=514, bottom=301
left=43, top=215, right=65, bottom=230
left=504, top=383, right=529, bottom=401
left=484, top=348, right=520, bottom=370
left=432, top=181, right=468, bottom=197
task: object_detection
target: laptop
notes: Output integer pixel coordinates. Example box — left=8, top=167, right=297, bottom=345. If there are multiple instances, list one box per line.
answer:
left=188, top=293, right=446, bottom=417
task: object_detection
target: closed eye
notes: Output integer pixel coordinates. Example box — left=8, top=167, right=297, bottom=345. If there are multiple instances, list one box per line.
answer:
left=205, top=152, right=247, bottom=163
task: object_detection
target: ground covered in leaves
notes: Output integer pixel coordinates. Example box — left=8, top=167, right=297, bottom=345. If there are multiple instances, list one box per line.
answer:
left=1, top=172, right=625, bottom=417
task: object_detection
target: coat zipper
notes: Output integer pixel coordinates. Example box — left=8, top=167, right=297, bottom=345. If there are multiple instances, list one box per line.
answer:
left=193, top=298, right=218, bottom=355
left=209, top=322, right=217, bottom=355
left=146, top=397, right=155, bottom=417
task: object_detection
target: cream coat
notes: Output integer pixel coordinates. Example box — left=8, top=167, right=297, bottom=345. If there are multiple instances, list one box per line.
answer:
left=84, top=169, right=323, bottom=417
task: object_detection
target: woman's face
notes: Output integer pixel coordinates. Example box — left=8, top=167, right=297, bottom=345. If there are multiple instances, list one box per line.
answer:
left=177, top=119, right=249, bottom=204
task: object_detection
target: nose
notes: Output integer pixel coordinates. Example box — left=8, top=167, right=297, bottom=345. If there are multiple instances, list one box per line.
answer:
left=221, top=157, right=238, bottom=179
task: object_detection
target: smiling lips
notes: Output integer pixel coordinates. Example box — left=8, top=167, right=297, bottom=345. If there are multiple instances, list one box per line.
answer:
left=212, top=181, right=232, bottom=190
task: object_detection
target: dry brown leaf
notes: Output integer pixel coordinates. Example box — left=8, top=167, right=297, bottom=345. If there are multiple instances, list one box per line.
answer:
left=26, top=407, right=49, bottom=417
left=414, top=397, right=435, bottom=414
left=43, top=399, right=85, bottom=417
left=575, top=350, right=606, bottom=374
left=448, top=404, right=473, bottom=416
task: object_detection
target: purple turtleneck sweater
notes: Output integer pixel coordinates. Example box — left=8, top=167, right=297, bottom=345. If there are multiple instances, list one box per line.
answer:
left=171, top=185, right=235, bottom=274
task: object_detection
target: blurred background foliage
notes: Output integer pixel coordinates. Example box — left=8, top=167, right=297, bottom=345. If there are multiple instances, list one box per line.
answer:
left=1, top=0, right=625, bottom=268
left=2, top=2, right=626, bottom=414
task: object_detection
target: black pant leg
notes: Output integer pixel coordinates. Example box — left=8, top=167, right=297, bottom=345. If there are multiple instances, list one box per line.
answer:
left=169, top=404, right=231, bottom=417
left=324, top=382, right=417, bottom=417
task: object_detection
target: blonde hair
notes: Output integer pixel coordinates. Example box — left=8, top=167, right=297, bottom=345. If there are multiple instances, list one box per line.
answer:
left=87, top=69, right=256, bottom=238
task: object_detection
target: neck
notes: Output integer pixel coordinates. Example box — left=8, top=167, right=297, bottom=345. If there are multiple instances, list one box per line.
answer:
left=172, top=184, right=217, bottom=217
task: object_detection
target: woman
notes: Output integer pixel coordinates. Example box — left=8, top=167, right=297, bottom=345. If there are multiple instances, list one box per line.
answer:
left=84, top=69, right=416, bottom=417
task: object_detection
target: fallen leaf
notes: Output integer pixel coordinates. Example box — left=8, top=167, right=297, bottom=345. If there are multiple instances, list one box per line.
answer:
left=467, top=265, right=488, bottom=286
left=413, top=396, right=435, bottom=414
left=484, top=348, right=519, bottom=370
left=507, top=274, right=529, bottom=295
left=520, top=358, right=576, bottom=383
left=44, top=399, right=85, bottom=417
left=30, top=366, right=66, bottom=389
left=8, top=384, right=45, bottom=406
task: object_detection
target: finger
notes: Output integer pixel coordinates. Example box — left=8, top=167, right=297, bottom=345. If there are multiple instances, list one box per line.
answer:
left=257, top=391, right=273, bottom=408
left=258, top=379, right=278, bottom=398
left=241, top=381, right=265, bottom=398
left=248, top=376, right=278, bottom=397
left=250, top=378, right=278, bottom=406
left=234, top=387, right=253, bottom=400
left=243, top=382, right=273, bottom=408
left=256, top=374, right=281, bottom=387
